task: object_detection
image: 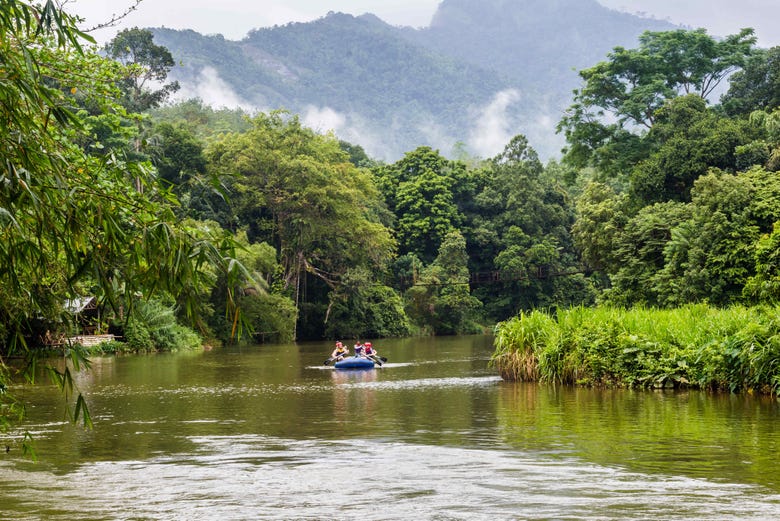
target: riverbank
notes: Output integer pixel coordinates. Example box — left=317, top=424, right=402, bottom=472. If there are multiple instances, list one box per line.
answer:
left=491, top=304, right=780, bottom=394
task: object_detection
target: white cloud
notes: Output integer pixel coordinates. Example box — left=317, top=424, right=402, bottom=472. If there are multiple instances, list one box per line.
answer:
left=535, top=113, right=554, bottom=132
left=416, top=119, right=456, bottom=154
left=301, top=106, right=396, bottom=160
left=468, top=89, right=522, bottom=158
left=302, top=105, right=347, bottom=134
left=173, top=66, right=253, bottom=110
left=340, top=116, right=387, bottom=159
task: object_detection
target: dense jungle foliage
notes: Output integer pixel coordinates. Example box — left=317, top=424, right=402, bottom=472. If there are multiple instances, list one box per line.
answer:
left=494, top=27, right=780, bottom=392
left=4, top=0, right=780, bottom=437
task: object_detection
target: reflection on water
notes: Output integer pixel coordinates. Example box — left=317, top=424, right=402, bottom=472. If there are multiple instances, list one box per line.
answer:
left=496, top=383, right=780, bottom=487
left=2, top=335, right=780, bottom=520
left=332, top=368, right=379, bottom=423
left=331, top=367, right=379, bottom=385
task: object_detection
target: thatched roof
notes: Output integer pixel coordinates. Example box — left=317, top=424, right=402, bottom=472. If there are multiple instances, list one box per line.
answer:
left=64, top=297, right=97, bottom=314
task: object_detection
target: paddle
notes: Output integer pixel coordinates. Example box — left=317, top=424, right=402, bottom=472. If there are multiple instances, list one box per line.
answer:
left=324, top=348, right=351, bottom=365
left=367, top=355, right=388, bottom=366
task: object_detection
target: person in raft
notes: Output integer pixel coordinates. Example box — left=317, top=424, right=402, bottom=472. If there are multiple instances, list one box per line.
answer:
left=331, top=341, right=348, bottom=361
left=354, top=343, right=365, bottom=357
left=364, top=342, right=381, bottom=364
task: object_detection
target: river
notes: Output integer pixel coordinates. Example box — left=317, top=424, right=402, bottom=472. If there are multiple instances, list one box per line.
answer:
left=2, top=335, right=780, bottom=520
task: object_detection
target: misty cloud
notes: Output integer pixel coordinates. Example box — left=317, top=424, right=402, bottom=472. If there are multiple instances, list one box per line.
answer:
left=302, top=105, right=347, bottom=134
left=302, top=105, right=391, bottom=160
left=468, top=89, right=522, bottom=158
left=416, top=119, right=457, bottom=156
left=173, top=66, right=253, bottom=110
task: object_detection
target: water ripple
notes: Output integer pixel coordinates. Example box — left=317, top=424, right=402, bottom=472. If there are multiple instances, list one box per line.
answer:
left=2, top=436, right=778, bottom=520
left=333, top=375, right=503, bottom=391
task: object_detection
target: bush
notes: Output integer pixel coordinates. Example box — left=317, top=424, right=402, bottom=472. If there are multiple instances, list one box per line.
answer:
left=123, top=299, right=202, bottom=352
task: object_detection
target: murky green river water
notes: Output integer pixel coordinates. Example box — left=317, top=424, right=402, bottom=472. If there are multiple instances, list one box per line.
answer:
left=2, top=335, right=780, bottom=520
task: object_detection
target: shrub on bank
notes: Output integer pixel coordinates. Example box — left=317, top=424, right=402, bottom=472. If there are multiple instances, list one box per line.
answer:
left=80, top=339, right=132, bottom=355
left=119, top=300, right=202, bottom=352
left=491, top=305, right=780, bottom=394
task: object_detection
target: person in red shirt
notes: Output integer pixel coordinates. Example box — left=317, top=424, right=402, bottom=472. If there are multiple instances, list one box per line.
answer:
left=364, top=342, right=382, bottom=365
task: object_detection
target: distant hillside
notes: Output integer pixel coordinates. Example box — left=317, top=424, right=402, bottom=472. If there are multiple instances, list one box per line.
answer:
left=152, top=14, right=515, bottom=160
left=406, top=0, right=673, bottom=94
left=151, top=0, right=675, bottom=160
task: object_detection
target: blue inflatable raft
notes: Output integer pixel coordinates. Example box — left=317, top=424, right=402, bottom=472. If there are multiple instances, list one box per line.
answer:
left=334, top=356, right=376, bottom=369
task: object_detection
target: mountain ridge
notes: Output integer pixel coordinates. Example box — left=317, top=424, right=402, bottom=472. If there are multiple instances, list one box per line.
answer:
left=151, top=0, right=676, bottom=160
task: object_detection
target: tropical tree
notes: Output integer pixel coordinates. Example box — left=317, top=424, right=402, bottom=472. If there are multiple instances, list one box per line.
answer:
left=405, top=231, right=482, bottom=335
left=722, top=46, right=780, bottom=116
left=595, top=166, right=780, bottom=307
left=150, top=122, right=206, bottom=186
left=0, top=1, right=243, bottom=440
left=559, top=28, right=756, bottom=176
left=104, top=27, right=180, bottom=113
left=373, top=146, right=470, bottom=263
left=149, top=98, right=252, bottom=139
left=744, top=109, right=780, bottom=172
left=653, top=171, right=758, bottom=306
left=325, top=267, right=411, bottom=339
left=605, top=201, right=692, bottom=306
left=628, top=95, right=754, bottom=205
left=206, top=111, right=395, bottom=335
left=571, top=181, right=628, bottom=272
left=744, top=222, right=780, bottom=302
left=471, top=136, right=587, bottom=318
left=223, top=233, right=296, bottom=344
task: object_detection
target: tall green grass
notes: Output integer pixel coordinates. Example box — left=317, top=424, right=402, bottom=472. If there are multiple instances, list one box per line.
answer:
left=491, top=305, right=780, bottom=394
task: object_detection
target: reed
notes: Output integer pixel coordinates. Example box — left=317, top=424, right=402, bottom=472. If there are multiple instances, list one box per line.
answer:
left=492, top=304, right=780, bottom=394
left=490, top=311, right=554, bottom=381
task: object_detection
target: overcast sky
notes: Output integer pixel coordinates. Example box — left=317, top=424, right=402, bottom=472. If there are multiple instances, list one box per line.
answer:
left=70, top=0, right=780, bottom=47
